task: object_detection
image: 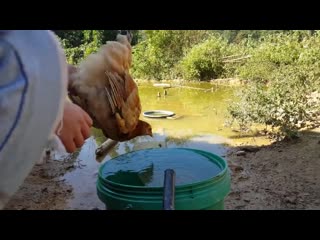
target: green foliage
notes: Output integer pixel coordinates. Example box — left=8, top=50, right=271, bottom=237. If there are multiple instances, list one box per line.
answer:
left=132, top=30, right=213, bottom=80
left=131, top=40, right=164, bottom=80
left=56, top=30, right=99, bottom=64
left=64, top=47, right=84, bottom=65
left=236, top=32, right=303, bottom=82
left=54, top=30, right=85, bottom=48
left=55, top=30, right=137, bottom=65
left=228, top=31, right=320, bottom=139
left=57, top=30, right=320, bottom=140
left=179, top=37, right=227, bottom=80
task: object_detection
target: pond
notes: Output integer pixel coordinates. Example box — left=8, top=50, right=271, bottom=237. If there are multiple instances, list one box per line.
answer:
left=63, top=81, right=268, bottom=209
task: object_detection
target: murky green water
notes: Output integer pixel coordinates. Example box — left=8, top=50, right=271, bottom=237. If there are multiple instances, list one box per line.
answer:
left=102, top=148, right=222, bottom=187
left=138, top=82, right=236, bottom=138
left=63, top=81, right=269, bottom=209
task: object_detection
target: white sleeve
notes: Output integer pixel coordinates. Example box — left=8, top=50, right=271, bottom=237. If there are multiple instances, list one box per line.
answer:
left=0, top=30, right=68, bottom=209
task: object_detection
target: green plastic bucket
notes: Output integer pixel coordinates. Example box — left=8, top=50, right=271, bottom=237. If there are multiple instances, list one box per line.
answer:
left=97, top=148, right=231, bottom=210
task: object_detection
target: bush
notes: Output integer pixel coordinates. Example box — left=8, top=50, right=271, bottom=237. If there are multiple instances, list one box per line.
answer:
left=179, top=37, right=228, bottom=80
left=131, top=30, right=213, bottom=80
left=228, top=31, right=320, bottom=139
left=56, top=30, right=132, bottom=65
left=236, top=32, right=303, bottom=83
left=229, top=64, right=320, bottom=139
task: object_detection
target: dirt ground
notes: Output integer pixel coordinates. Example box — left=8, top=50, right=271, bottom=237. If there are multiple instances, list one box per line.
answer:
left=4, top=128, right=320, bottom=210
left=225, top=128, right=320, bottom=210
left=4, top=153, right=79, bottom=210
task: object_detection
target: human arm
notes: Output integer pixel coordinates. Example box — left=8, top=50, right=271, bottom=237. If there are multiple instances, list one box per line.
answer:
left=0, top=30, right=68, bottom=209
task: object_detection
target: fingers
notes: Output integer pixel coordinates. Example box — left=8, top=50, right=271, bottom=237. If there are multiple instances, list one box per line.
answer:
left=81, top=123, right=91, bottom=140
left=61, top=130, right=87, bottom=153
left=63, top=120, right=91, bottom=153
left=73, top=103, right=93, bottom=126
left=74, top=116, right=92, bottom=149
left=74, top=130, right=84, bottom=148
left=83, top=110, right=93, bottom=126
left=63, top=137, right=77, bottom=153
left=58, top=102, right=93, bottom=154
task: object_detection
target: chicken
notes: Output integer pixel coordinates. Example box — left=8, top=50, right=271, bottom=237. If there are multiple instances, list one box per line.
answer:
left=68, top=31, right=152, bottom=142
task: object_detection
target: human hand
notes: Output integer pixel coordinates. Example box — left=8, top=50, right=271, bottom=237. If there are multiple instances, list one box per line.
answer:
left=57, top=101, right=93, bottom=153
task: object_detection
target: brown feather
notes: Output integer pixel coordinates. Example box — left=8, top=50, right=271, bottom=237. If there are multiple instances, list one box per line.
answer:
left=68, top=33, right=152, bottom=142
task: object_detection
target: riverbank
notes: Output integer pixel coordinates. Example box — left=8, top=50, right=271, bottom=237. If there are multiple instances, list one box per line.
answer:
left=135, top=78, right=244, bottom=86
left=4, top=80, right=319, bottom=210
left=5, top=127, right=320, bottom=210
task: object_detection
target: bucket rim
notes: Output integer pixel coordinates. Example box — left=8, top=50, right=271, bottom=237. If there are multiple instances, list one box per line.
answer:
left=97, top=147, right=229, bottom=190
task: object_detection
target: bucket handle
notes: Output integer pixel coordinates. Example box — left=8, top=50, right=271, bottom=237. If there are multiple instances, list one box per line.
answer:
left=163, top=169, right=176, bottom=210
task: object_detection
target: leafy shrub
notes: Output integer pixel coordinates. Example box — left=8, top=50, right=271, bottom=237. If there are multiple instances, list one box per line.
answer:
left=179, top=37, right=228, bottom=80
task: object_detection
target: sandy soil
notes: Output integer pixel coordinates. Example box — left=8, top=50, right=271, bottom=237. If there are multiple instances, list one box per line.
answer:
left=225, top=128, right=320, bottom=210
left=4, top=153, right=79, bottom=210
left=4, top=128, right=320, bottom=210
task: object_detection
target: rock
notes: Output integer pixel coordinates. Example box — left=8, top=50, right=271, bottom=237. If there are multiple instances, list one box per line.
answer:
left=65, top=165, right=74, bottom=171
left=235, top=205, right=246, bottom=209
left=244, top=198, right=251, bottom=203
left=235, top=166, right=244, bottom=172
left=229, top=163, right=244, bottom=172
left=298, top=192, right=310, bottom=197
left=236, top=151, right=246, bottom=156
left=239, top=147, right=260, bottom=153
left=239, top=171, right=250, bottom=180
left=285, top=196, right=297, bottom=204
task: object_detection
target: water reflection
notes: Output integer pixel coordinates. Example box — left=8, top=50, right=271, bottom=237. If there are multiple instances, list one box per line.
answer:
left=62, top=82, right=267, bottom=209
